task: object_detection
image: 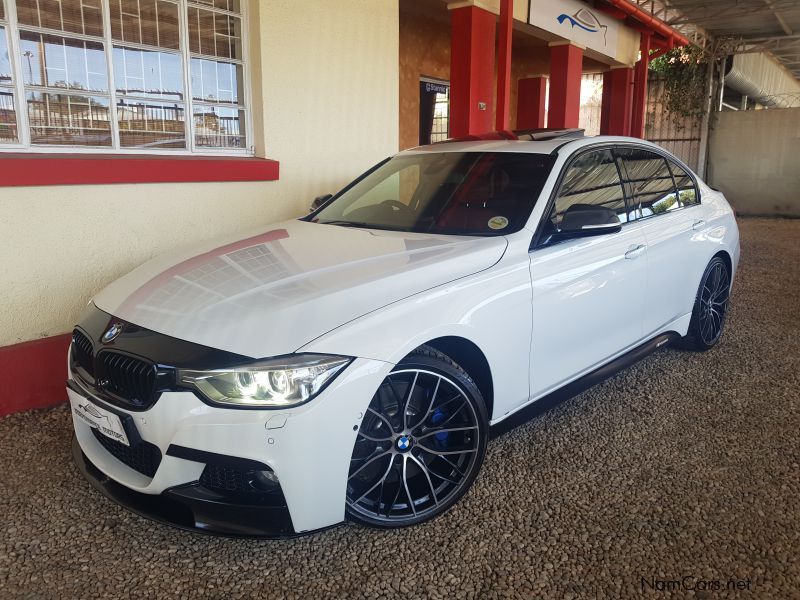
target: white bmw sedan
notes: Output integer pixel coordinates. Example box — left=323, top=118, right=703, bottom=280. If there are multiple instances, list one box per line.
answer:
left=68, top=132, right=740, bottom=536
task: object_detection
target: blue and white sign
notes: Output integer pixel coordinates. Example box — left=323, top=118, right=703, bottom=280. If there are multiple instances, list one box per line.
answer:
left=529, top=0, right=619, bottom=59
left=422, top=81, right=449, bottom=95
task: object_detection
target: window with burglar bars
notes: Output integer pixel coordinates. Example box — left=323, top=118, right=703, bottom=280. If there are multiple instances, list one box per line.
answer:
left=430, top=85, right=449, bottom=143
left=0, top=0, right=249, bottom=153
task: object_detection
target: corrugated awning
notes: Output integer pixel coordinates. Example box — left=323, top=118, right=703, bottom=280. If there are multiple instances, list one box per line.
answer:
left=634, top=0, right=800, bottom=82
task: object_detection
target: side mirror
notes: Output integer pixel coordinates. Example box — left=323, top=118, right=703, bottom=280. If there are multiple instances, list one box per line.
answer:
left=558, top=204, right=621, bottom=238
left=310, top=194, right=333, bottom=213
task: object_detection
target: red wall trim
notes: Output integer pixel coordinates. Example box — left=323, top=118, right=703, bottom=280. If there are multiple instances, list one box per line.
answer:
left=0, top=153, right=280, bottom=187
left=0, top=334, right=71, bottom=417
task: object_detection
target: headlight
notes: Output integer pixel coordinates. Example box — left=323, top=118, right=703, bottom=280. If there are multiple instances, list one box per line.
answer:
left=179, top=354, right=351, bottom=408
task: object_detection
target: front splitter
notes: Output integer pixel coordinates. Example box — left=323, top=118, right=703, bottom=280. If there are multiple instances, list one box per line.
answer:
left=71, top=435, right=340, bottom=539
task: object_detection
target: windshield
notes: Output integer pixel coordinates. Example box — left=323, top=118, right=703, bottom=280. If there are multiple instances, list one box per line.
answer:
left=312, top=152, right=556, bottom=236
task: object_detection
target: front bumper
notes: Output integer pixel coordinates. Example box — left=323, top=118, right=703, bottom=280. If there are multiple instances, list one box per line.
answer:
left=69, top=356, right=393, bottom=536
left=72, top=435, right=300, bottom=537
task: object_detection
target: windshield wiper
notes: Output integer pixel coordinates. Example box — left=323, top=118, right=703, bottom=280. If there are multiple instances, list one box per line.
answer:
left=318, top=220, right=371, bottom=227
left=317, top=220, right=404, bottom=232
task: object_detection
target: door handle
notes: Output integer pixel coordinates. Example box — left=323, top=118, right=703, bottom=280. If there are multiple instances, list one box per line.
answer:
left=692, top=219, right=706, bottom=231
left=624, top=244, right=647, bottom=259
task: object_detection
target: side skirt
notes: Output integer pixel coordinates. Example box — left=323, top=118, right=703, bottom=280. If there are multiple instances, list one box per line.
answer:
left=490, top=331, right=680, bottom=438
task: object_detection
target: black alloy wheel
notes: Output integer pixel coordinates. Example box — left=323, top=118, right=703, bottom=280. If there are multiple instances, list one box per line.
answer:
left=683, top=256, right=731, bottom=351
left=346, top=346, right=488, bottom=528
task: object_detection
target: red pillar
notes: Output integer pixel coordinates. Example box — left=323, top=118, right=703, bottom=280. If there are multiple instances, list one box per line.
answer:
left=600, top=67, right=634, bottom=136
left=548, top=43, right=583, bottom=129
left=449, top=5, right=496, bottom=137
left=517, top=77, right=547, bottom=129
left=496, top=0, right=512, bottom=131
left=630, top=34, right=652, bottom=138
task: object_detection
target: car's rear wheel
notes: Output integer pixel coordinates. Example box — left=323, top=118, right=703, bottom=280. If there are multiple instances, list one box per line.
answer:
left=346, top=346, right=488, bottom=528
left=681, top=256, right=731, bottom=351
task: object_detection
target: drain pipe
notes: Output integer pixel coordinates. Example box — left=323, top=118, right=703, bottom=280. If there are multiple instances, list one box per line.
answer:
left=718, top=55, right=727, bottom=112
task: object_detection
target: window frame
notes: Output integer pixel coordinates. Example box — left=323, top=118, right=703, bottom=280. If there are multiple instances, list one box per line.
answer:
left=419, top=75, right=450, bottom=145
left=0, top=0, right=254, bottom=156
left=0, top=2, right=19, bottom=144
left=665, top=156, right=700, bottom=209
left=614, top=146, right=702, bottom=221
left=531, top=142, right=702, bottom=250
left=615, top=147, right=680, bottom=221
left=545, top=147, right=628, bottom=234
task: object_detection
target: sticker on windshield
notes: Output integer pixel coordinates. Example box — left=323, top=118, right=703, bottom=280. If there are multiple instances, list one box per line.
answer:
left=488, top=216, right=509, bottom=230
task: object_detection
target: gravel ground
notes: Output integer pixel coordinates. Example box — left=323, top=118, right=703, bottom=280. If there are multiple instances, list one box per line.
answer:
left=1, top=217, right=798, bottom=599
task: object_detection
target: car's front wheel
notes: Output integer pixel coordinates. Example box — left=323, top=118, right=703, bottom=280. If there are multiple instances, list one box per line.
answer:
left=346, top=346, right=488, bottom=528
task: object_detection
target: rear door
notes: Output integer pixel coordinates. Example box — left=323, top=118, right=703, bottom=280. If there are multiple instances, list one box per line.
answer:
left=616, top=148, right=707, bottom=336
left=528, top=147, right=648, bottom=399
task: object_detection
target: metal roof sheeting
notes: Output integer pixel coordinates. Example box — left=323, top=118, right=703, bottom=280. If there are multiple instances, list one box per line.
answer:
left=627, top=0, right=800, bottom=81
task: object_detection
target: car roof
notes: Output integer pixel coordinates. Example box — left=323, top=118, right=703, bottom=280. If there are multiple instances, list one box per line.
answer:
left=399, top=135, right=665, bottom=157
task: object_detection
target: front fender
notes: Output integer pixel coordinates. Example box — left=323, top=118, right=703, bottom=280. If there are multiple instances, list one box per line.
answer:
left=299, top=236, right=535, bottom=421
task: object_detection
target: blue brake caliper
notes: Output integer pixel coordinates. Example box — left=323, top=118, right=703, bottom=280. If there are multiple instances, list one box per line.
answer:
left=431, top=408, right=449, bottom=447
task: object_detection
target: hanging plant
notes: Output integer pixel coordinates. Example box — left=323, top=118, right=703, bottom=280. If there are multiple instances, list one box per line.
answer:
left=649, top=46, right=708, bottom=122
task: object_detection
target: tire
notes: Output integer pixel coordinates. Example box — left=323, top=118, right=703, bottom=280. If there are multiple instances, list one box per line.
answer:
left=345, top=345, right=488, bottom=528
left=680, top=256, right=731, bottom=351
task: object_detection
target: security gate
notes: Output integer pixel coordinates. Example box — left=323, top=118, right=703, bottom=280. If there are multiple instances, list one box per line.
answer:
left=644, top=77, right=702, bottom=172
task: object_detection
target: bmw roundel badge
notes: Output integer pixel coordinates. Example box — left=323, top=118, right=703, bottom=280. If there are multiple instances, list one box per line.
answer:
left=102, top=322, right=124, bottom=343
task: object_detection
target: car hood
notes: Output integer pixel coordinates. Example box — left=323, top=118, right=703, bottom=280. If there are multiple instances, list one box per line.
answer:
left=93, top=219, right=508, bottom=358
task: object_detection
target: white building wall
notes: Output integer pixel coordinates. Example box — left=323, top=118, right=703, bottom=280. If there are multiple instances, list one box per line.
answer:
left=708, top=107, right=800, bottom=217
left=0, top=0, right=399, bottom=346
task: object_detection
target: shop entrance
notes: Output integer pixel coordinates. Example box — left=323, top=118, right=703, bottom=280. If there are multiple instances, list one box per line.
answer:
left=419, top=77, right=450, bottom=145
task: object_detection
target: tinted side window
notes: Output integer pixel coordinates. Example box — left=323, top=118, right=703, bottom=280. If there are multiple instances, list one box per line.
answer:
left=548, top=149, right=627, bottom=232
left=668, top=159, right=699, bottom=206
left=617, top=148, right=678, bottom=218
